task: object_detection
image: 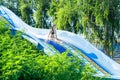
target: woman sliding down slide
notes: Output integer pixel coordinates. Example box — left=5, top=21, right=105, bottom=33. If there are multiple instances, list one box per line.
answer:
left=48, top=25, right=62, bottom=43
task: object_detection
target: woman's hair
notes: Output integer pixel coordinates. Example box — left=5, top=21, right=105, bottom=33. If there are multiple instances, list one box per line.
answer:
left=51, top=25, right=56, bottom=30
left=52, top=25, right=56, bottom=28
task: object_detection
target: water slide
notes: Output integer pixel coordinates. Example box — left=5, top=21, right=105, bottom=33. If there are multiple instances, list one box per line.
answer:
left=0, top=6, right=120, bottom=79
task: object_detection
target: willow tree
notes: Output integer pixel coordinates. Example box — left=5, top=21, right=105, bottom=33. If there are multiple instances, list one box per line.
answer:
left=19, top=0, right=33, bottom=25
left=108, top=0, right=120, bottom=57
left=77, top=0, right=120, bottom=57
left=74, top=0, right=112, bottom=56
left=77, top=0, right=110, bottom=55
left=48, top=0, right=81, bottom=33
left=33, top=0, right=51, bottom=28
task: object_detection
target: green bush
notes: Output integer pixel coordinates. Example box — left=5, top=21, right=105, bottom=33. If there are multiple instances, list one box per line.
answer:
left=0, top=19, right=109, bottom=80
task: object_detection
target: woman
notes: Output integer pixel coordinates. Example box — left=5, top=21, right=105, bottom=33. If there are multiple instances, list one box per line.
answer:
left=48, top=25, right=62, bottom=42
left=48, top=25, right=57, bottom=40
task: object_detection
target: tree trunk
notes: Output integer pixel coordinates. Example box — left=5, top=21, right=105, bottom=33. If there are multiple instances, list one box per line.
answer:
left=104, top=24, right=110, bottom=56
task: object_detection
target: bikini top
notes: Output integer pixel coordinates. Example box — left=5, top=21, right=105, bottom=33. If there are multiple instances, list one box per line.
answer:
left=52, top=31, right=54, bottom=34
left=51, top=29, right=55, bottom=34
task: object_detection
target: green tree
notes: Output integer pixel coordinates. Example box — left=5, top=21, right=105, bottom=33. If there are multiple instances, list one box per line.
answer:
left=108, top=0, right=120, bottom=57
left=33, top=0, right=51, bottom=28
left=48, top=0, right=81, bottom=33
left=74, top=0, right=119, bottom=57
left=19, top=0, right=33, bottom=25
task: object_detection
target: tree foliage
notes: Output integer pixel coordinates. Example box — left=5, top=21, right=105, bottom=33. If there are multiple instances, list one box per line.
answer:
left=33, top=0, right=51, bottom=28
left=19, top=0, right=33, bottom=25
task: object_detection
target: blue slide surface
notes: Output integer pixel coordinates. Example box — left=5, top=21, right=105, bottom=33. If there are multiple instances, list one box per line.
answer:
left=0, top=6, right=120, bottom=79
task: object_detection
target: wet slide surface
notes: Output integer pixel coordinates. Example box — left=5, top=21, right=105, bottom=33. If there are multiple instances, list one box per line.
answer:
left=0, top=6, right=120, bottom=79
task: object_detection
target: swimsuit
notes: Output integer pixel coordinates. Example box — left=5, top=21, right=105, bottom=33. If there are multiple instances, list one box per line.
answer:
left=51, top=30, right=54, bottom=34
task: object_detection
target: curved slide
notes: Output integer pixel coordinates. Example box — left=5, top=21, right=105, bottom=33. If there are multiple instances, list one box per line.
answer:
left=0, top=6, right=120, bottom=79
